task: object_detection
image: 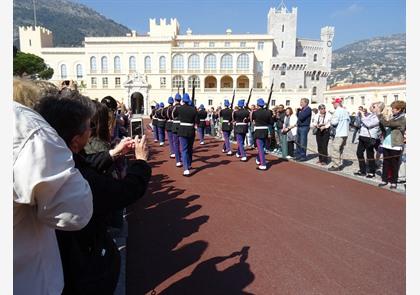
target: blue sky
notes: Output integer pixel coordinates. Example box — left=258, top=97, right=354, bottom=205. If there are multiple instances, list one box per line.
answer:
left=71, top=0, right=405, bottom=49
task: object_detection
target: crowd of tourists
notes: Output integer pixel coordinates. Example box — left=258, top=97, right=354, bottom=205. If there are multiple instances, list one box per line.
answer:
left=13, top=78, right=151, bottom=295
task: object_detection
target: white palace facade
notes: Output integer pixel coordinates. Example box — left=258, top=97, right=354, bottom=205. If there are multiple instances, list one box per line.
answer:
left=18, top=5, right=335, bottom=115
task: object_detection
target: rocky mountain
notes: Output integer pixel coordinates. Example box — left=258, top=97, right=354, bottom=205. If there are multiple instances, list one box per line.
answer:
left=329, top=33, right=406, bottom=85
left=13, top=0, right=131, bottom=48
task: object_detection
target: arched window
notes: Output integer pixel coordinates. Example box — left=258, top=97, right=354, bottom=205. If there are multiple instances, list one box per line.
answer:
left=101, top=56, right=108, bottom=73
left=312, top=86, right=317, bottom=95
left=172, top=54, right=184, bottom=70
left=76, top=64, right=83, bottom=78
left=90, top=56, right=96, bottom=72
left=172, top=75, right=185, bottom=88
left=159, top=56, right=166, bottom=72
left=188, top=54, right=200, bottom=70
left=129, top=56, right=136, bottom=72
left=204, top=54, right=216, bottom=70
left=60, top=64, right=67, bottom=79
left=282, top=24, right=285, bottom=32
left=271, top=64, right=276, bottom=70
left=313, top=54, right=318, bottom=62
left=303, top=53, right=307, bottom=57
left=316, top=71, right=321, bottom=80
left=114, top=56, right=121, bottom=73
left=237, top=54, right=249, bottom=70
left=144, top=56, right=151, bottom=72
left=311, top=71, right=316, bottom=81
left=188, top=75, right=200, bottom=88
left=280, top=82, right=285, bottom=89
left=281, top=63, right=287, bottom=75
left=221, top=54, right=233, bottom=69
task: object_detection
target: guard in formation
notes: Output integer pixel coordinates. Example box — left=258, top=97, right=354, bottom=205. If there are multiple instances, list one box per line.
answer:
left=251, top=98, right=274, bottom=170
left=176, top=93, right=198, bottom=176
left=196, top=104, right=207, bottom=145
left=156, top=102, right=166, bottom=146
left=150, top=103, right=159, bottom=142
left=171, top=93, right=183, bottom=167
left=233, top=99, right=250, bottom=161
left=164, top=96, right=175, bottom=158
left=220, top=99, right=234, bottom=155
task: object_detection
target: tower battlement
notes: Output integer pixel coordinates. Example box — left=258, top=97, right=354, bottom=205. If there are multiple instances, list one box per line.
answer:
left=149, top=18, right=179, bottom=37
left=18, top=25, right=53, bottom=55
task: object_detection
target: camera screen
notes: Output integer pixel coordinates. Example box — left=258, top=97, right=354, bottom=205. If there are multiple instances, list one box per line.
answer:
left=130, top=119, right=144, bottom=138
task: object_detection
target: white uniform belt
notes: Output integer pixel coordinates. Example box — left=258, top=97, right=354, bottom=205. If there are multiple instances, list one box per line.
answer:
left=157, top=118, right=166, bottom=121
left=235, top=122, right=248, bottom=126
left=173, top=120, right=180, bottom=123
left=254, top=126, right=269, bottom=130
left=199, top=119, right=206, bottom=121
left=180, top=122, right=194, bottom=126
left=222, top=121, right=231, bottom=124
left=167, top=120, right=173, bottom=122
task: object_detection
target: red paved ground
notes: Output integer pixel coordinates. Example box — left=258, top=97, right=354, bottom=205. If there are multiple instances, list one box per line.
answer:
left=126, top=128, right=405, bottom=295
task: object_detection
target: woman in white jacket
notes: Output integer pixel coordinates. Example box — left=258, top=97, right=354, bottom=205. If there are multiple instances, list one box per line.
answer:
left=281, top=107, right=298, bottom=159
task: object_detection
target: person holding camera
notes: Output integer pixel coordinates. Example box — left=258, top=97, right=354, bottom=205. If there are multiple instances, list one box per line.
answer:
left=353, top=103, right=382, bottom=178
left=281, top=107, right=297, bottom=159
left=311, top=104, right=331, bottom=165
left=35, top=93, right=151, bottom=295
left=378, top=100, right=406, bottom=189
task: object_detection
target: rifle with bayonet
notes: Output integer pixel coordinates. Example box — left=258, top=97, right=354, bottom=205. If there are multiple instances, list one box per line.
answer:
left=265, top=80, right=274, bottom=110
left=245, top=88, right=253, bottom=109
left=191, top=78, right=196, bottom=107
left=230, top=89, right=236, bottom=109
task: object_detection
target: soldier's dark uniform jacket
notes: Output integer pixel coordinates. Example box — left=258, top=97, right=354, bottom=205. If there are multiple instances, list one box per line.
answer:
left=150, top=109, right=158, bottom=126
left=233, top=108, right=250, bottom=135
left=220, top=108, right=233, bottom=131
left=156, top=108, right=166, bottom=128
left=177, top=104, right=198, bottom=138
left=196, top=110, right=208, bottom=128
left=252, top=108, right=274, bottom=139
left=165, top=105, right=174, bottom=131
left=171, top=104, right=181, bottom=134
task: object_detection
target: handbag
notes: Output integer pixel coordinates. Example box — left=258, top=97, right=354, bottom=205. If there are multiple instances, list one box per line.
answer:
left=312, top=127, right=318, bottom=135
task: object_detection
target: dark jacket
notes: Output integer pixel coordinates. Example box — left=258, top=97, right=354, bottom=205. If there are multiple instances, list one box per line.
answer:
left=220, top=108, right=233, bottom=131
left=56, top=151, right=151, bottom=295
left=150, top=109, right=158, bottom=126
left=379, top=113, right=406, bottom=147
left=297, top=106, right=312, bottom=127
left=177, top=104, right=198, bottom=138
left=196, top=110, right=208, bottom=128
left=171, top=103, right=181, bottom=134
left=165, top=105, right=174, bottom=131
left=275, top=111, right=286, bottom=130
left=233, top=108, right=250, bottom=134
left=252, top=108, right=274, bottom=139
left=156, top=108, right=166, bottom=128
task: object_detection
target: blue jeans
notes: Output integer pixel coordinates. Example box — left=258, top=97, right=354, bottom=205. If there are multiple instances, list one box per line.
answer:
left=296, top=126, right=310, bottom=159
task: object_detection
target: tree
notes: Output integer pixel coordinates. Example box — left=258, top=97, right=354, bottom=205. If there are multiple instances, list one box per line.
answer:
left=13, top=51, right=54, bottom=80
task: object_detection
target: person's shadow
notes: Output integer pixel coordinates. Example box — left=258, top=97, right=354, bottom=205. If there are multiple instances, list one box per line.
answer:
left=160, top=246, right=255, bottom=295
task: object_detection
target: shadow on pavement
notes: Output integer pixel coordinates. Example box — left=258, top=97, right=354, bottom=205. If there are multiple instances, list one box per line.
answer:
left=126, top=170, right=209, bottom=294
left=160, top=246, right=255, bottom=295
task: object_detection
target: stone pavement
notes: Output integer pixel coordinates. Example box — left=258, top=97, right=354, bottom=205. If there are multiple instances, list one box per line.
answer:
left=125, top=134, right=405, bottom=294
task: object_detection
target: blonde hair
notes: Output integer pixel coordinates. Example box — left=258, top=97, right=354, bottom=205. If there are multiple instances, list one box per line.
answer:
left=13, top=78, right=41, bottom=109
left=373, top=101, right=385, bottom=112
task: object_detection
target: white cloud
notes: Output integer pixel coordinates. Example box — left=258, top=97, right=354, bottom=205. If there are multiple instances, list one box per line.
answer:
left=331, top=3, right=363, bottom=18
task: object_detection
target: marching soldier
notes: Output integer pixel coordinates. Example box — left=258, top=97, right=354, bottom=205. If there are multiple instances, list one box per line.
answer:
left=165, top=97, right=175, bottom=158
left=156, top=102, right=166, bottom=146
left=220, top=99, right=234, bottom=155
left=177, top=93, right=198, bottom=176
left=233, top=99, right=250, bottom=161
left=196, top=104, right=207, bottom=145
left=251, top=98, right=274, bottom=170
left=171, top=93, right=183, bottom=167
left=150, top=103, right=159, bottom=143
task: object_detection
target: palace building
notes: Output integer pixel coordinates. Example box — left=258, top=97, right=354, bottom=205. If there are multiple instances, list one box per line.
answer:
left=18, top=4, right=334, bottom=115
